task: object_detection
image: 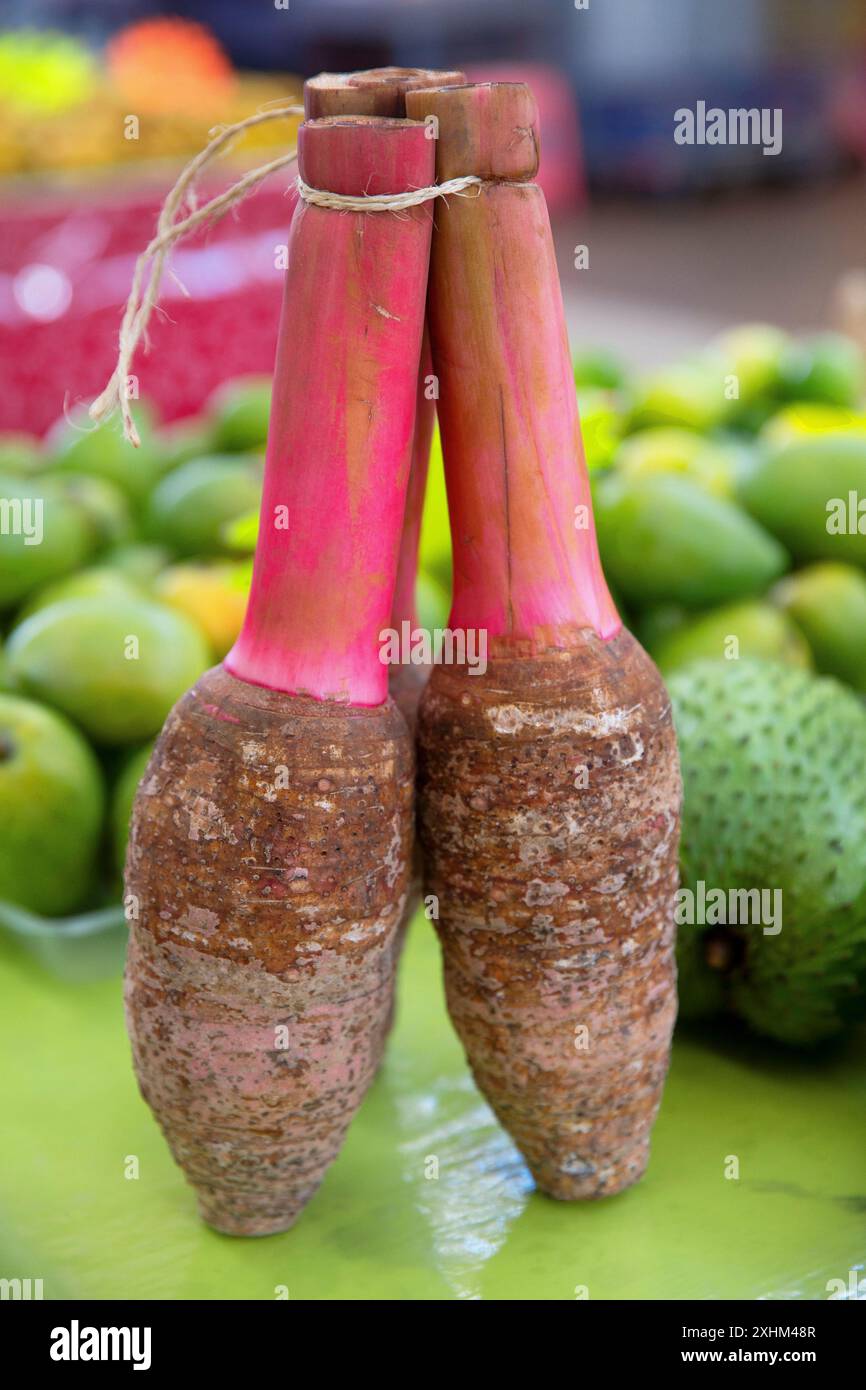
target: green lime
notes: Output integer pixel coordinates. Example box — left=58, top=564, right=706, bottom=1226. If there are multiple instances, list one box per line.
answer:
left=7, top=596, right=210, bottom=744
left=111, top=740, right=155, bottom=876
left=0, top=693, right=104, bottom=915
left=144, top=455, right=262, bottom=557
left=207, top=376, right=271, bottom=452
left=0, top=472, right=95, bottom=610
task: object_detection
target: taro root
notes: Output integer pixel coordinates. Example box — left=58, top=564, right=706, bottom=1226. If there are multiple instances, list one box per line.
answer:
left=124, top=114, right=434, bottom=1235
left=405, top=81, right=682, bottom=1199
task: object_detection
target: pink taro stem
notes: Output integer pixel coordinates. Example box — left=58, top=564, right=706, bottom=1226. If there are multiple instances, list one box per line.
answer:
left=226, top=116, right=436, bottom=704
left=405, top=82, right=620, bottom=650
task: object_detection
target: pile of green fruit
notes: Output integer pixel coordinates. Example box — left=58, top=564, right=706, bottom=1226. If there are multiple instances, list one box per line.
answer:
left=0, top=377, right=269, bottom=919
left=3, top=323, right=866, bottom=1050
left=577, top=325, right=866, bottom=1046
left=579, top=328, right=866, bottom=686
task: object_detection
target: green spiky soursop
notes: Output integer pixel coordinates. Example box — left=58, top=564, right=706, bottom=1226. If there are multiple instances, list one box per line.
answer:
left=669, top=660, right=866, bottom=1045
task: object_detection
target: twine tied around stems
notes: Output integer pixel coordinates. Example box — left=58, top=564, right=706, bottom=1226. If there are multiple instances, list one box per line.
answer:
left=89, top=104, right=304, bottom=446
left=295, top=172, right=481, bottom=213
left=89, top=103, right=481, bottom=446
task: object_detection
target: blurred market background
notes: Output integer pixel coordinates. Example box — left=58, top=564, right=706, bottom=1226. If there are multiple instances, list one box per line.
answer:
left=2, top=0, right=866, bottom=1045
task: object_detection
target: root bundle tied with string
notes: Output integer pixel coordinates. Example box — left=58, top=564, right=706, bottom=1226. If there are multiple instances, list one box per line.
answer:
left=96, top=67, right=681, bottom=1234
left=122, top=110, right=437, bottom=1236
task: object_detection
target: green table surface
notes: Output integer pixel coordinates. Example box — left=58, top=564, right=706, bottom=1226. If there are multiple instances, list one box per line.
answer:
left=1, top=911, right=864, bottom=1301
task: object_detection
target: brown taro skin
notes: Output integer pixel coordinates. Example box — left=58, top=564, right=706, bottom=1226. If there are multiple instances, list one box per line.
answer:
left=124, top=665, right=413, bottom=1236
left=417, top=629, right=681, bottom=1199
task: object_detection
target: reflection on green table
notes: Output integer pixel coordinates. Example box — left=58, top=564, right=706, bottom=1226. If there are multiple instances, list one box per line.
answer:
left=0, top=911, right=864, bottom=1301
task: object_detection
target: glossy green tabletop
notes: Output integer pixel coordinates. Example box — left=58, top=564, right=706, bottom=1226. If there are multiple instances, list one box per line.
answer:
left=1, top=912, right=863, bottom=1301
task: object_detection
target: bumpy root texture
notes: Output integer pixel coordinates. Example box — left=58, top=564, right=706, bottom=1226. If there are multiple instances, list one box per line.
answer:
left=407, top=82, right=681, bottom=1198
left=418, top=636, right=679, bottom=1197
left=125, top=114, right=433, bottom=1234
left=126, top=667, right=413, bottom=1234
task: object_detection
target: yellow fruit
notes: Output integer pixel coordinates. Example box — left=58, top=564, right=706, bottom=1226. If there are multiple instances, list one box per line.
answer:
left=155, top=562, right=250, bottom=659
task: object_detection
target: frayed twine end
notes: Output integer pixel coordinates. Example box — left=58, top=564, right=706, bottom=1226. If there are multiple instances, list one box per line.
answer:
left=88, top=102, right=304, bottom=447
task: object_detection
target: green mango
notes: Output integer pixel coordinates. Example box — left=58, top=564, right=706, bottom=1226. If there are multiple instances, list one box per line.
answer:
left=647, top=599, right=811, bottom=675
left=635, top=603, right=689, bottom=652
left=111, top=741, right=155, bottom=876
left=54, top=473, right=132, bottom=550
left=19, top=565, right=145, bottom=620
left=615, top=427, right=737, bottom=498
left=206, top=377, right=271, bottom=453
left=773, top=562, right=866, bottom=692
left=0, top=693, right=104, bottom=916
left=0, top=473, right=95, bottom=610
left=705, top=323, right=790, bottom=416
left=103, top=542, right=170, bottom=587
left=625, top=362, right=725, bottom=434
left=593, top=472, right=788, bottom=609
left=144, top=455, right=262, bottom=558
left=761, top=401, right=866, bottom=448
left=7, top=596, right=210, bottom=745
left=153, top=416, right=212, bottom=472
left=739, top=433, right=866, bottom=565
left=780, top=333, right=865, bottom=409
left=47, top=406, right=162, bottom=505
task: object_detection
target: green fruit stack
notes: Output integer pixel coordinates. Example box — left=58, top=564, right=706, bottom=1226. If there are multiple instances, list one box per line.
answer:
left=3, top=322, right=866, bottom=1053
left=0, top=383, right=270, bottom=923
